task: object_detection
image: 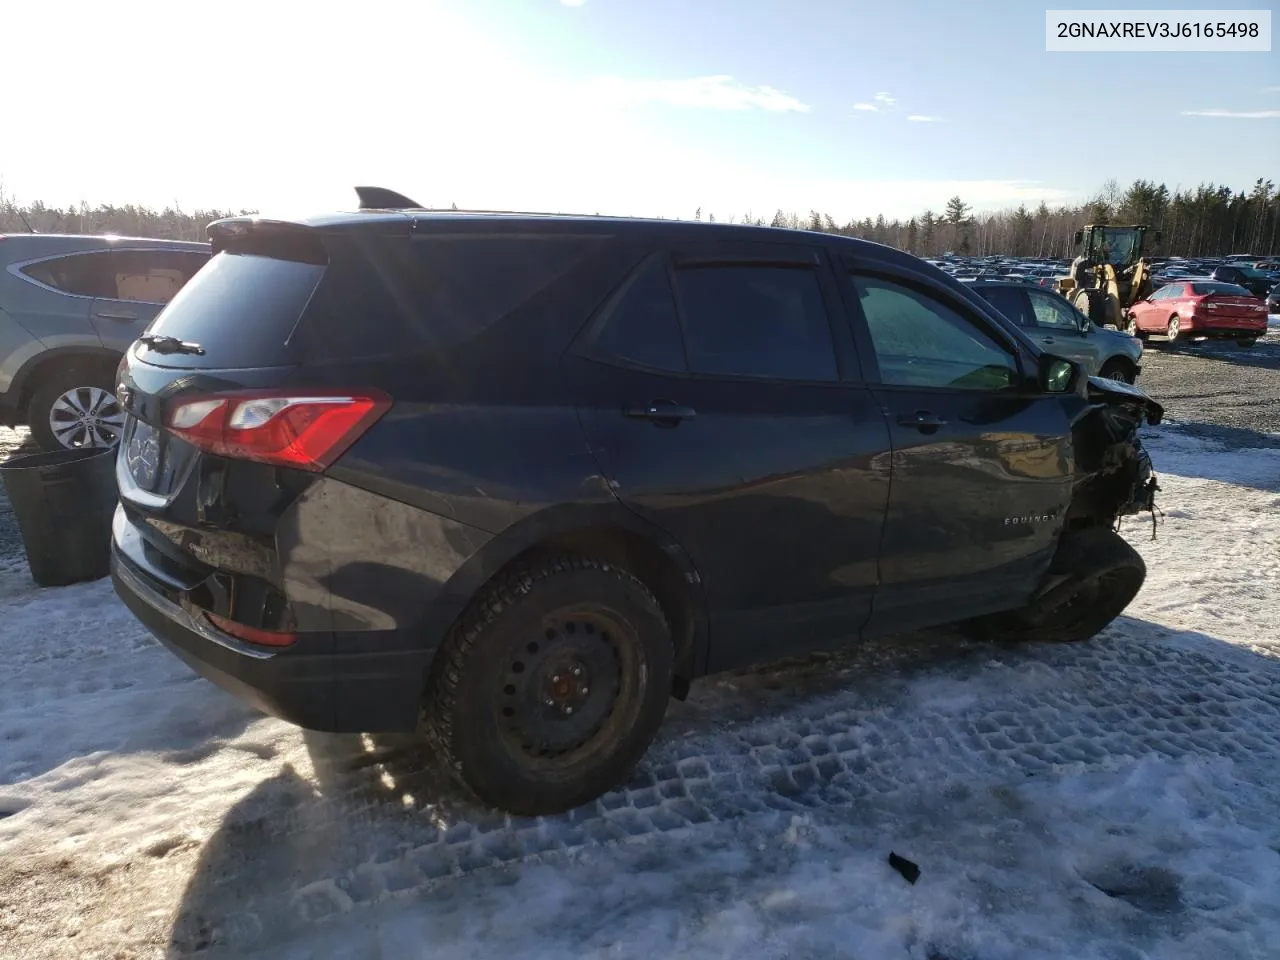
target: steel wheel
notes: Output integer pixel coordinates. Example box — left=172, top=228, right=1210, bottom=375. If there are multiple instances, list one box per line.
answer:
left=424, top=556, right=674, bottom=815
left=48, top=386, right=124, bottom=449
left=496, top=611, right=628, bottom=763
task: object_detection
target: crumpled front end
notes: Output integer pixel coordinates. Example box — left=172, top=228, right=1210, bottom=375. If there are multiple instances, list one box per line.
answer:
left=1066, top=377, right=1163, bottom=535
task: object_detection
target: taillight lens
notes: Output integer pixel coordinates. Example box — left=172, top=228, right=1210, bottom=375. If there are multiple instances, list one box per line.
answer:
left=167, top=390, right=391, bottom=471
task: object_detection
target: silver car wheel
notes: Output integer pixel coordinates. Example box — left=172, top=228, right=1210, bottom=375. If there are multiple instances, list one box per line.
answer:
left=48, top=386, right=125, bottom=449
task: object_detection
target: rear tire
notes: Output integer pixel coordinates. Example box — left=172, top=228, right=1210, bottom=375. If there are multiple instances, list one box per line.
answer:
left=27, top=367, right=124, bottom=452
left=1074, top=289, right=1110, bottom=327
left=960, top=528, right=1146, bottom=646
left=423, top=555, right=673, bottom=815
left=1098, top=358, right=1136, bottom=384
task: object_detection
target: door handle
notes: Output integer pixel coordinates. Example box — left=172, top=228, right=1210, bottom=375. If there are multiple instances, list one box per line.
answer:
left=1040, top=337, right=1056, bottom=344
left=623, top=400, right=697, bottom=426
left=95, top=311, right=138, bottom=322
left=897, top=411, right=948, bottom=431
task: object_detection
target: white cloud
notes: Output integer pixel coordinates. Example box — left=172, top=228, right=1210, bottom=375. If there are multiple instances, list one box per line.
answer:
left=1264, top=86, right=1280, bottom=93
left=852, top=102, right=878, bottom=112
left=1181, top=109, right=1280, bottom=119
left=907, top=114, right=941, bottom=122
left=586, top=75, right=810, bottom=112
left=560, top=0, right=589, bottom=5
left=874, top=91, right=897, bottom=107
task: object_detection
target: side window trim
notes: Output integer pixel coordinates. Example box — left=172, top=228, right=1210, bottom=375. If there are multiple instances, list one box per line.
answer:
left=666, top=249, right=846, bottom=384
left=842, top=265, right=1033, bottom=393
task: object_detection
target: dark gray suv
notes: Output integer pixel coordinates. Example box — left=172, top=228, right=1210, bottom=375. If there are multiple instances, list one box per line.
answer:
left=0, top=234, right=210, bottom=450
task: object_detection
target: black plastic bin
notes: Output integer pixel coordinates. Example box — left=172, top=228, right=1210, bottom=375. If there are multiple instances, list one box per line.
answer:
left=0, top=446, right=118, bottom=587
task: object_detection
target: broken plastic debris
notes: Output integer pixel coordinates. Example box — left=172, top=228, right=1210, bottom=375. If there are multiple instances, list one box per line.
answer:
left=888, top=851, right=921, bottom=884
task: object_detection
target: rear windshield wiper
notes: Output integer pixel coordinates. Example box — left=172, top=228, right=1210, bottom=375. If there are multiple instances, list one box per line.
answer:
left=137, top=334, right=206, bottom=356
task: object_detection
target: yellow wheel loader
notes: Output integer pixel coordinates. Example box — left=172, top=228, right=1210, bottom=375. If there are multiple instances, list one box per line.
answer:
left=1056, top=225, right=1161, bottom=329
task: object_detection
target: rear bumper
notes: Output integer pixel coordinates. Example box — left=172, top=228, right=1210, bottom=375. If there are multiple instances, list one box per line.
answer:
left=1182, top=319, right=1267, bottom=338
left=111, top=541, right=430, bottom=733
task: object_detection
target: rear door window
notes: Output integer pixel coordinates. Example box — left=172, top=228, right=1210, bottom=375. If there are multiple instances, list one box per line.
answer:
left=673, top=264, right=838, bottom=381
left=140, top=252, right=323, bottom=368
left=1026, top=291, right=1081, bottom=330
left=975, top=286, right=1033, bottom=326
left=105, top=250, right=208, bottom=304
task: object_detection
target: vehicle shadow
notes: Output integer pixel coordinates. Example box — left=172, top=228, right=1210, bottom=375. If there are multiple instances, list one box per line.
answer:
left=161, top=616, right=1280, bottom=958
left=1145, top=335, right=1280, bottom=370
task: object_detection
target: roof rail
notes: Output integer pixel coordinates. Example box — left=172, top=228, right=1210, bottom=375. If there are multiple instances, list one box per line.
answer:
left=354, top=186, right=423, bottom=210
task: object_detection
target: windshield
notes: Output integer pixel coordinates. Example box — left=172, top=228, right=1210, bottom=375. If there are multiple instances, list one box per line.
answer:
left=1092, top=228, right=1140, bottom=266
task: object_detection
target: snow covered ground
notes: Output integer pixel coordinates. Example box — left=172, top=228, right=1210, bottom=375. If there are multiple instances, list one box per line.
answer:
left=1, top=423, right=1279, bottom=960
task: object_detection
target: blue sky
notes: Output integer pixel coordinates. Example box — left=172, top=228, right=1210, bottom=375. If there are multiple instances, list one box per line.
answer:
left=4, top=0, right=1276, bottom=220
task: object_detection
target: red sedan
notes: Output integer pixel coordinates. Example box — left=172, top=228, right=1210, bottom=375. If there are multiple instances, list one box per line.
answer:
left=1126, top=281, right=1269, bottom=347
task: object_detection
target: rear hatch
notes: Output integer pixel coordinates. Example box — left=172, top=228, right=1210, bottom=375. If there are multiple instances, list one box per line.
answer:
left=114, top=219, right=400, bottom=645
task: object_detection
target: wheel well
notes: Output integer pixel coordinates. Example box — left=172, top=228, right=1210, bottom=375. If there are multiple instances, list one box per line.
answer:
left=1101, top=355, right=1136, bottom=373
left=501, top=526, right=701, bottom=697
left=17, top=351, right=121, bottom=420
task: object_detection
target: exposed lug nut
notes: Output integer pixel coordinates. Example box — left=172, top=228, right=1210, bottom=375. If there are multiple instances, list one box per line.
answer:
left=544, top=698, right=555, bottom=707
left=580, top=687, right=589, bottom=695
left=572, top=667, right=582, bottom=677
left=565, top=706, right=574, bottom=715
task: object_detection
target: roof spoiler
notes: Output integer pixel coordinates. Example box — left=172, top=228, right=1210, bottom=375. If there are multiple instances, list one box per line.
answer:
left=354, top=186, right=423, bottom=210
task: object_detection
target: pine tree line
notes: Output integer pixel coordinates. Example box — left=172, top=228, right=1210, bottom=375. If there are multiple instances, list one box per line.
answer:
left=714, top=178, right=1280, bottom=259
left=3, top=177, right=1277, bottom=258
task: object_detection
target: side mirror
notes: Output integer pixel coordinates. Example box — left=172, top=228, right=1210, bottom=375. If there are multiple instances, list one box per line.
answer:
left=1073, top=230, right=1083, bottom=245
left=1154, top=231, right=1163, bottom=244
left=1039, top=354, right=1080, bottom=394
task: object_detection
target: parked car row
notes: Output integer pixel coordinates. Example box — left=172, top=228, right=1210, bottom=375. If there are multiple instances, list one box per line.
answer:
left=102, top=188, right=1164, bottom=814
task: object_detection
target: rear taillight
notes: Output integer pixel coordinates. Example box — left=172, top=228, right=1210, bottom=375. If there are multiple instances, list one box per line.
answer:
left=206, top=613, right=297, bottom=647
left=167, top=389, right=391, bottom=471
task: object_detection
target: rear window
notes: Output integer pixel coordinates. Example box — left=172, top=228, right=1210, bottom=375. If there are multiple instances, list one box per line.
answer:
left=140, top=252, right=322, bottom=368
left=1191, top=282, right=1252, bottom=297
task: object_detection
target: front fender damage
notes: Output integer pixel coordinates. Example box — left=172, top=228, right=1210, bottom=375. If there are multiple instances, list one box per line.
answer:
left=1065, top=376, right=1163, bottom=537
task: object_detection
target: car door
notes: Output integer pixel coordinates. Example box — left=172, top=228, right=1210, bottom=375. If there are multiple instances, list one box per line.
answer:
left=1133, top=284, right=1172, bottom=331
left=90, top=249, right=209, bottom=349
left=10, top=250, right=112, bottom=348
left=838, top=258, right=1074, bottom=634
left=1024, top=288, right=1103, bottom=373
left=566, top=242, right=893, bottom=672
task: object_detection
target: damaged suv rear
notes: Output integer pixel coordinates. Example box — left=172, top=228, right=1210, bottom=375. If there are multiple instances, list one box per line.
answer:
left=111, top=189, right=1163, bottom=815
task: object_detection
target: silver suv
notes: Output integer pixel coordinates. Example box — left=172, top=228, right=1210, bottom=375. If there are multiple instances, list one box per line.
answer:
left=964, top=279, right=1144, bottom=383
left=0, top=234, right=210, bottom=450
